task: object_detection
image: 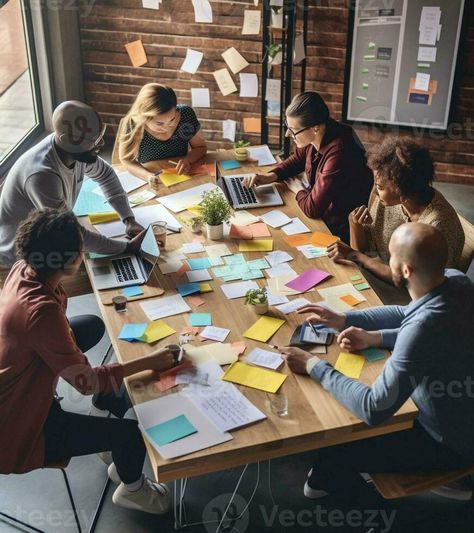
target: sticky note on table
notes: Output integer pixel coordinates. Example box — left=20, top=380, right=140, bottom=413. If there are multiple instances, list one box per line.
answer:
left=354, top=282, right=371, bottom=291
left=146, top=415, right=197, bottom=447
left=222, top=361, right=287, bottom=393
left=311, top=231, right=339, bottom=247
left=189, top=313, right=212, bottom=326
left=118, top=323, right=147, bottom=342
left=122, top=285, right=144, bottom=298
left=285, top=268, right=331, bottom=292
left=350, top=275, right=362, bottom=282
left=89, top=212, right=120, bottom=224
left=188, top=257, right=212, bottom=270
left=141, top=321, right=176, bottom=343
left=159, top=173, right=192, bottom=187
left=177, top=282, right=201, bottom=296
left=334, top=352, right=365, bottom=379
left=243, top=316, right=285, bottom=342
left=362, top=348, right=386, bottom=362
left=199, top=283, right=213, bottom=293
left=125, top=40, right=148, bottom=67
left=340, top=294, right=361, bottom=307
left=239, top=239, right=273, bottom=252
left=187, top=295, right=205, bottom=307
left=221, top=160, right=242, bottom=170
left=284, top=234, right=312, bottom=247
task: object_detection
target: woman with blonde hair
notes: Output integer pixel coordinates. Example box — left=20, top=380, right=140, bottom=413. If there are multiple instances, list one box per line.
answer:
left=119, top=84, right=207, bottom=179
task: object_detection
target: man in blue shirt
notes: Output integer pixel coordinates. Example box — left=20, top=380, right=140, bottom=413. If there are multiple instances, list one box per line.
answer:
left=280, top=222, right=474, bottom=499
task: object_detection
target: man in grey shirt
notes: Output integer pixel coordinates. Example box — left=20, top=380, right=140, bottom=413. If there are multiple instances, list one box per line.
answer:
left=0, top=101, right=144, bottom=268
left=281, top=223, right=473, bottom=500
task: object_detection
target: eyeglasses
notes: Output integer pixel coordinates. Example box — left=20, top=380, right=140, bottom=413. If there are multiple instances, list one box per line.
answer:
left=284, top=120, right=312, bottom=139
left=83, top=123, right=107, bottom=149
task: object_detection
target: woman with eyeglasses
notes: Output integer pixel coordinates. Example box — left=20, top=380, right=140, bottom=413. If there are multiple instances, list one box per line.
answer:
left=118, top=84, right=207, bottom=180
left=243, top=92, right=373, bottom=242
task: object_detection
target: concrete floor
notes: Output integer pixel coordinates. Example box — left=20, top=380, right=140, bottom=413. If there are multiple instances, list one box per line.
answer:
left=0, top=174, right=473, bottom=532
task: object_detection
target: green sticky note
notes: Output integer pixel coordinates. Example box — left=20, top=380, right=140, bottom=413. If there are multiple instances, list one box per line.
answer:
left=362, top=348, right=386, bottom=362
left=362, top=68, right=370, bottom=73
left=223, top=274, right=243, bottom=282
left=356, top=96, right=368, bottom=102
left=224, top=254, right=246, bottom=266
left=368, top=42, right=376, bottom=50
left=354, top=282, right=371, bottom=291
left=418, top=63, right=430, bottom=69
left=246, top=258, right=270, bottom=270
left=146, top=415, right=197, bottom=447
left=189, top=313, right=212, bottom=326
left=364, top=54, right=375, bottom=61
left=350, top=275, right=362, bottom=282
left=363, top=83, right=369, bottom=89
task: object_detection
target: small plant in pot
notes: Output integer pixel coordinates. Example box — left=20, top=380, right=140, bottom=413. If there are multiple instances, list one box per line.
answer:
left=233, top=139, right=251, bottom=162
left=180, top=215, right=204, bottom=234
left=200, top=189, right=232, bottom=240
left=244, top=287, right=268, bottom=315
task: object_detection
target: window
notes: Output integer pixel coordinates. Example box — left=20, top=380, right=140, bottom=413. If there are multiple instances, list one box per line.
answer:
left=0, top=0, right=44, bottom=166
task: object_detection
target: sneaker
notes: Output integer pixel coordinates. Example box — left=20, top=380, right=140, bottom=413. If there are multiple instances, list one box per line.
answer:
left=112, top=477, right=170, bottom=514
left=107, top=462, right=121, bottom=485
left=303, top=468, right=329, bottom=500
left=431, top=479, right=473, bottom=501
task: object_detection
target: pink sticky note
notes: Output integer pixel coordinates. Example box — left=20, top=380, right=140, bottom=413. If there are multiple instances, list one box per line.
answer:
left=285, top=268, right=331, bottom=292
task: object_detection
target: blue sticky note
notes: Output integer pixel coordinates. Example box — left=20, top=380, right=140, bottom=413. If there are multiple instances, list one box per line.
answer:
left=146, top=415, right=197, bottom=447
left=73, top=179, right=113, bottom=216
left=188, top=257, right=212, bottom=270
left=122, top=286, right=144, bottom=298
left=176, top=282, right=201, bottom=296
left=118, top=323, right=147, bottom=342
left=221, top=160, right=242, bottom=170
left=362, top=348, right=386, bottom=362
left=241, top=269, right=264, bottom=280
left=224, top=253, right=247, bottom=266
left=189, top=313, right=212, bottom=326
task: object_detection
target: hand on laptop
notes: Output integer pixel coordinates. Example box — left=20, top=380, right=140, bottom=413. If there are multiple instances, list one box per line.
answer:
left=125, top=229, right=146, bottom=254
left=124, top=217, right=145, bottom=238
left=242, top=172, right=278, bottom=188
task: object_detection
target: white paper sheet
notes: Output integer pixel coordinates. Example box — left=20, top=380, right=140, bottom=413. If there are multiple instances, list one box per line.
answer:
left=221, top=280, right=259, bottom=299
left=128, top=189, right=156, bottom=207
left=265, top=263, right=297, bottom=279
left=259, top=209, right=291, bottom=228
left=247, top=347, right=284, bottom=370
left=93, top=171, right=146, bottom=196
left=265, top=79, right=281, bottom=102
left=275, top=297, right=310, bottom=314
left=182, top=242, right=206, bottom=254
left=205, top=244, right=232, bottom=257
left=213, top=68, right=238, bottom=96
left=222, top=119, right=237, bottom=142
left=230, top=210, right=259, bottom=226
left=186, top=269, right=212, bottom=282
left=415, top=72, right=430, bottom=92
left=281, top=217, right=311, bottom=235
left=266, top=289, right=289, bottom=306
left=191, top=88, right=210, bottom=108
left=140, top=294, right=191, bottom=321
left=221, top=47, right=249, bottom=74
left=242, top=9, right=261, bottom=35
left=200, top=326, right=230, bottom=342
left=247, top=145, right=277, bottom=166
left=158, top=183, right=218, bottom=213
left=239, top=73, right=259, bottom=97
left=142, top=0, right=160, bottom=9
left=135, top=393, right=232, bottom=460
left=94, top=204, right=181, bottom=238
left=192, top=0, right=213, bottom=22
left=293, top=33, right=306, bottom=64
left=417, top=46, right=437, bottom=62
left=265, top=250, right=293, bottom=267
left=181, top=48, right=204, bottom=74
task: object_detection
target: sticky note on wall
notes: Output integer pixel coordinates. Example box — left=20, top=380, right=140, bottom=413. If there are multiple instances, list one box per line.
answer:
left=125, top=40, right=148, bottom=67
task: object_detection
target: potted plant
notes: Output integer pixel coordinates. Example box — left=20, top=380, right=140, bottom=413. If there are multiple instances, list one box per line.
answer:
left=180, top=215, right=204, bottom=234
left=233, top=139, right=251, bottom=161
left=270, top=6, right=284, bottom=29
left=266, top=43, right=283, bottom=67
left=244, top=287, right=268, bottom=315
left=200, top=189, right=232, bottom=240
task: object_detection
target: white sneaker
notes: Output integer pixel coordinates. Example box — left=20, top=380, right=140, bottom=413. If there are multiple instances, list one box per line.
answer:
left=303, top=468, right=329, bottom=500
left=431, top=480, right=473, bottom=501
left=112, top=477, right=170, bottom=514
left=97, top=451, right=113, bottom=466
left=107, top=462, right=121, bottom=485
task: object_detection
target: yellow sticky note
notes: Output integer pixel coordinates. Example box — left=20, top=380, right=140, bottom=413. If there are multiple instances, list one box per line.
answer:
left=199, top=283, right=213, bottom=293
left=243, top=316, right=285, bottom=342
left=239, top=239, right=274, bottom=252
left=222, top=361, right=287, bottom=393
left=159, top=173, right=192, bottom=187
left=340, top=294, right=360, bottom=307
left=334, top=352, right=365, bottom=379
left=141, top=321, right=175, bottom=343
left=187, top=205, right=203, bottom=216
left=88, top=212, right=120, bottom=224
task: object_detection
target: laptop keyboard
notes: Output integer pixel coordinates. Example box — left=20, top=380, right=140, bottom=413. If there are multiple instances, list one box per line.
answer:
left=229, top=177, right=257, bottom=206
left=112, top=257, right=139, bottom=282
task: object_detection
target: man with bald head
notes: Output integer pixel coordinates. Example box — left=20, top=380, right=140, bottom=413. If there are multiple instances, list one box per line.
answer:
left=280, top=223, right=474, bottom=500
left=0, top=101, right=144, bottom=270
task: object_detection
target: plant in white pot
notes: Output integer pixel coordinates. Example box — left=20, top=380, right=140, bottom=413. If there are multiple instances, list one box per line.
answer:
left=244, top=287, right=268, bottom=315
left=200, top=189, right=232, bottom=240
left=233, top=139, right=251, bottom=162
left=180, top=215, right=204, bottom=234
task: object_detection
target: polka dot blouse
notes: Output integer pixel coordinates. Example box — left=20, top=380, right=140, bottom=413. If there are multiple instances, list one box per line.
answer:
left=138, top=105, right=201, bottom=164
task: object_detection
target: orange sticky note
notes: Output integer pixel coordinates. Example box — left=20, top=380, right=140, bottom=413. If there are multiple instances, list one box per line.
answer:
left=125, top=40, right=148, bottom=67
left=230, top=224, right=253, bottom=239
left=180, top=326, right=200, bottom=335
left=340, top=294, right=360, bottom=307
left=284, top=234, right=312, bottom=247
left=249, top=222, right=271, bottom=238
left=243, top=117, right=261, bottom=133
left=231, top=341, right=247, bottom=356
left=187, top=295, right=205, bottom=307
left=311, top=231, right=339, bottom=247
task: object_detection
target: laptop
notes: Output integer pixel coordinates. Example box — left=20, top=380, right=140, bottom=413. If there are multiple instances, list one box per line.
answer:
left=215, top=163, right=284, bottom=209
left=86, top=225, right=160, bottom=290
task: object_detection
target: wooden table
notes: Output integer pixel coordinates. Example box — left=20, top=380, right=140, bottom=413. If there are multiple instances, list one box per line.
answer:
left=83, top=149, right=417, bottom=484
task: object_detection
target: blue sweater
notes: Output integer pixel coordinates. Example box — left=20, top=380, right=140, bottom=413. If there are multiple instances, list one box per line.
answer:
left=310, top=270, right=474, bottom=461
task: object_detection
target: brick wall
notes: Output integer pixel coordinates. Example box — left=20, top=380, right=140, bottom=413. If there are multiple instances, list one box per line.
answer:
left=79, top=0, right=474, bottom=184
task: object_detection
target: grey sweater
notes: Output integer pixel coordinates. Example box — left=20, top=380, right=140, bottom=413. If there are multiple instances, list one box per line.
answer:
left=310, top=269, right=474, bottom=461
left=0, top=134, right=134, bottom=266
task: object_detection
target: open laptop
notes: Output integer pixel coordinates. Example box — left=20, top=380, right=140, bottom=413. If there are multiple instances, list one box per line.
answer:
left=215, top=163, right=284, bottom=209
left=86, top=225, right=160, bottom=290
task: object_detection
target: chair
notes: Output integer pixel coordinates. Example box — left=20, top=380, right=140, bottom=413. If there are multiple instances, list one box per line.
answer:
left=458, top=214, right=474, bottom=273
left=370, top=464, right=474, bottom=500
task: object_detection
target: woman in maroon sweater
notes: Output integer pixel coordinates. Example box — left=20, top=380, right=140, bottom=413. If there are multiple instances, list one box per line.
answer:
left=243, top=92, right=373, bottom=242
left=0, top=208, right=179, bottom=515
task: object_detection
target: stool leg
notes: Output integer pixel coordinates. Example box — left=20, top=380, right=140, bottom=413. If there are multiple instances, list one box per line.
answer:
left=0, top=511, right=45, bottom=533
left=60, top=469, right=82, bottom=533
left=87, top=477, right=111, bottom=533
left=98, top=343, right=113, bottom=367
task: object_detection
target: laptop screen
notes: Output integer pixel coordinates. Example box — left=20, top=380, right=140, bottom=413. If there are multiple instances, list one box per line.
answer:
left=139, top=225, right=160, bottom=279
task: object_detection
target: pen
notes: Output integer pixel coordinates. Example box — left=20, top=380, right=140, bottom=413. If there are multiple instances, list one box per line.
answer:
left=168, top=160, right=179, bottom=166
left=177, top=346, right=184, bottom=364
left=268, top=344, right=279, bottom=350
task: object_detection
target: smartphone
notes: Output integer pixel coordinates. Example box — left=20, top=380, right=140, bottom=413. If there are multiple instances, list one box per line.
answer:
left=300, top=323, right=334, bottom=345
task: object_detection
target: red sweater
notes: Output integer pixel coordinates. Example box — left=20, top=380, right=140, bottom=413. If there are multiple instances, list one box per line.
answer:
left=0, top=261, right=124, bottom=474
left=273, top=120, right=373, bottom=237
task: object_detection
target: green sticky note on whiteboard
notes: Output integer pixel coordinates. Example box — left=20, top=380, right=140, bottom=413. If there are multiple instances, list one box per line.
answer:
left=146, top=415, right=197, bottom=447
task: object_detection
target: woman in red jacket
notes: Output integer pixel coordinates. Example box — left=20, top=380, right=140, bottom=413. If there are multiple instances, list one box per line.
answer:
left=243, top=92, right=373, bottom=242
left=0, top=208, right=178, bottom=515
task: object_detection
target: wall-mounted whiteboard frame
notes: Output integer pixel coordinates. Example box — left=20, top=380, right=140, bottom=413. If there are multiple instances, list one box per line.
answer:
left=343, top=0, right=467, bottom=131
